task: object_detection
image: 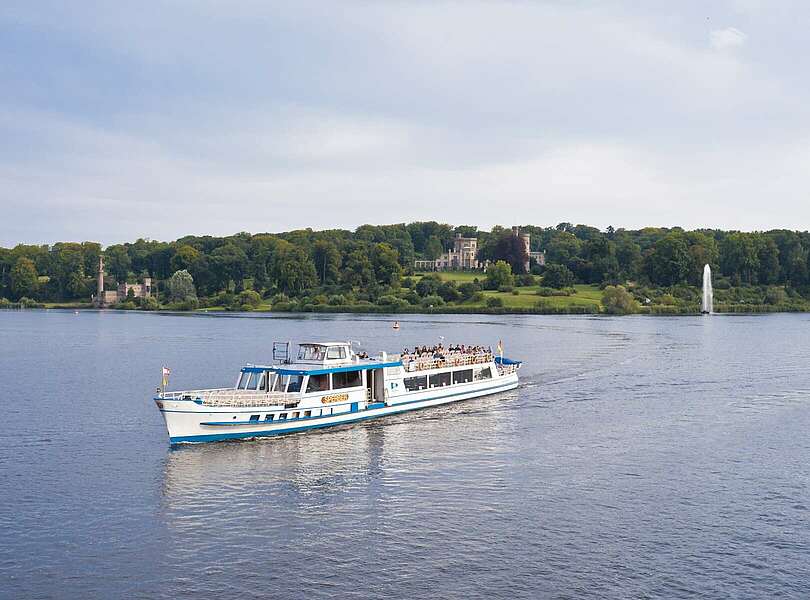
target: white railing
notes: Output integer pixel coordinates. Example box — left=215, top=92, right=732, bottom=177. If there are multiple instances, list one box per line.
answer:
left=399, top=353, right=494, bottom=373
left=160, top=389, right=299, bottom=408
left=496, top=364, right=518, bottom=376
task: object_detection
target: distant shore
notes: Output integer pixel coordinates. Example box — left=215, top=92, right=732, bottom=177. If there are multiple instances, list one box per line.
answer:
left=4, top=273, right=809, bottom=316
left=3, top=302, right=808, bottom=316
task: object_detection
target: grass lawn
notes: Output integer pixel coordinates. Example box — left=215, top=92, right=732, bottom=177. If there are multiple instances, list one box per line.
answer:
left=42, top=302, right=94, bottom=309
left=413, top=271, right=601, bottom=309
left=464, top=283, right=602, bottom=310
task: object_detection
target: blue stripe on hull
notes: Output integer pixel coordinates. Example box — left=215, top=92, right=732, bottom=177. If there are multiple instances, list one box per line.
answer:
left=168, top=380, right=518, bottom=444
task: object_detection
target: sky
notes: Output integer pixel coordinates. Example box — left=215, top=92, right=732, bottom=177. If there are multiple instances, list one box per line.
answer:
left=2, top=0, right=810, bottom=246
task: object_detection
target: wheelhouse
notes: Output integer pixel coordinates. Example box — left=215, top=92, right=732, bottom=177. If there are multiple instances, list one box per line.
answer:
left=296, top=342, right=353, bottom=364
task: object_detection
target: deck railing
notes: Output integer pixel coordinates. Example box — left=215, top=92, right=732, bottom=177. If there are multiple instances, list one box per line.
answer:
left=160, top=389, right=299, bottom=407
left=398, top=352, right=494, bottom=373
left=496, top=364, right=518, bottom=376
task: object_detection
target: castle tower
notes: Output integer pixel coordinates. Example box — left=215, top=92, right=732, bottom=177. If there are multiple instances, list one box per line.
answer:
left=95, top=255, right=105, bottom=307
left=512, top=226, right=531, bottom=272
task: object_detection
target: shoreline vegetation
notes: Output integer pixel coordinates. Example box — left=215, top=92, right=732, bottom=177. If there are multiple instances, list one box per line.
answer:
left=4, top=222, right=810, bottom=315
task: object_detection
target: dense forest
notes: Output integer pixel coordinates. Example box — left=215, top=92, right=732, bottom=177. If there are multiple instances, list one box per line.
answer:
left=2, top=222, right=810, bottom=312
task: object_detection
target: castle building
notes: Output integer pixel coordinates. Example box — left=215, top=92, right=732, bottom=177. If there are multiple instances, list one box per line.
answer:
left=414, top=234, right=481, bottom=271
left=415, top=229, right=545, bottom=273
left=93, top=255, right=152, bottom=307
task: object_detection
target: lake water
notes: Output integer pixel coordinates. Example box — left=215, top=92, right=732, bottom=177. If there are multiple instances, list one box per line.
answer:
left=1, top=310, right=809, bottom=599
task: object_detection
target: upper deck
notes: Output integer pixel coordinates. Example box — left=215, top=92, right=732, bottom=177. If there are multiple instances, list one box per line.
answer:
left=157, top=340, right=519, bottom=407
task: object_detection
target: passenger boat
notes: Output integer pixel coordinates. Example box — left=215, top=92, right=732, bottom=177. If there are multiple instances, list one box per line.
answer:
left=155, top=340, right=521, bottom=444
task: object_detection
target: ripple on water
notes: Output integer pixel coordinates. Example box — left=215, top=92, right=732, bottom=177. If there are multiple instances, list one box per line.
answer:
left=2, top=311, right=810, bottom=599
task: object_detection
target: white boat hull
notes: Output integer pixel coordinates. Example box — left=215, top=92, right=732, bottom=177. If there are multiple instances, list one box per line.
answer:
left=157, top=373, right=519, bottom=444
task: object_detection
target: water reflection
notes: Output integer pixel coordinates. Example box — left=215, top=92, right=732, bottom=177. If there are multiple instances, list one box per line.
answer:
left=159, top=390, right=521, bottom=518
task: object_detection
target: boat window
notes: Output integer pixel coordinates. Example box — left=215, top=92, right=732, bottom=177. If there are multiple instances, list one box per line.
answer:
left=452, top=369, right=473, bottom=384
left=292, top=412, right=300, bottom=419
left=333, top=370, right=362, bottom=389
left=326, top=346, right=347, bottom=360
left=306, top=374, right=330, bottom=393
left=475, top=367, right=492, bottom=381
left=429, top=372, right=451, bottom=388
left=238, top=372, right=253, bottom=390
left=250, top=414, right=260, bottom=421
left=248, top=372, right=258, bottom=389
left=271, top=374, right=286, bottom=392
left=264, top=414, right=274, bottom=421
left=287, top=375, right=304, bottom=393
left=279, top=413, right=287, bottom=420
left=298, top=345, right=326, bottom=361
left=256, top=371, right=268, bottom=391
left=404, top=376, right=428, bottom=391
left=304, top=410, right=312, bottom=418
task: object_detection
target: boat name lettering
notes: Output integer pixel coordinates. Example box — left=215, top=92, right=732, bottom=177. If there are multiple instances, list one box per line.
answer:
left=321, top=393, right=349, bottom=404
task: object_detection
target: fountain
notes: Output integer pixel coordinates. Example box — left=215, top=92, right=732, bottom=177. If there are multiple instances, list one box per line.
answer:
left=701, top=264, right=713, bottom=314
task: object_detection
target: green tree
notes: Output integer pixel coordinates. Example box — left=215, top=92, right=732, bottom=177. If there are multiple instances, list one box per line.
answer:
left=491, top=231, right=530, bottom=274
left=720, top=233, right=759, bottom=285
left=542, top=263, right=574, bottom=289
left=170, top=245, right=201, bottom=273
left=458, top=281, right=483, bottom=300
left=545, top=232, right=582, bottom=265
left=273, top=245, right=317, bottom=294
left=421, top=294, right=445, bottom=307
left=484, top=261, right=514, bottom=290
left=210, top=243, right=249, bottom=291
left=247, top=234, right=280, bottom=292
left=166, top=269, right=197, bottom=303
left=371, top=243, right=402, bottom=284
left=105, top=245, right=131, bottom=282
left=764, top=287, right=787, bottom=305
left=615, top=235, right=642, bottom=280
left=437, top=281, right=461, bottom=302
left=647, top=233, right=691, bottom=286
left=424, top=236, right=444, bottom=260
left=486, top=296, right=504, bottom=308
left=684, top=232, right=719, bottom=285
left=10, top=257, right=38, bottom=300
left=601, top=285, right=639, bottom=314
left=582, top=235, right=618, bottom=283
left=415, top=274, right=442, bottom=297
left=238, top=289, right=262, bottom=308
left=50, top=242, right=87, bottom=300
left=312, top=240, right=341, bottom=285
left=757, top=238, right=780, bottom=285
left=342, top=249, right=375, bottom=288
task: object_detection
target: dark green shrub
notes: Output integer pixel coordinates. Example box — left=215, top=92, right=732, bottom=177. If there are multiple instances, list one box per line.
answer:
left=421, top=294, right=445, bottom=307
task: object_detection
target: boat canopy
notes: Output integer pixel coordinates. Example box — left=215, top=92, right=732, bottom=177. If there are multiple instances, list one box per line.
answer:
left=241, top=360, right=402, bottom=376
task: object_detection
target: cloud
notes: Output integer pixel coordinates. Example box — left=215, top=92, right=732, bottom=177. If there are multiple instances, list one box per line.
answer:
left=1, top=2, right=810, bottom=245
left=710, top=27, right=748, bottom=50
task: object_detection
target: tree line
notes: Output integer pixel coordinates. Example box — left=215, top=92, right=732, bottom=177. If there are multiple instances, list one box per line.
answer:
left=2, top=223, right=810, bottom=305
